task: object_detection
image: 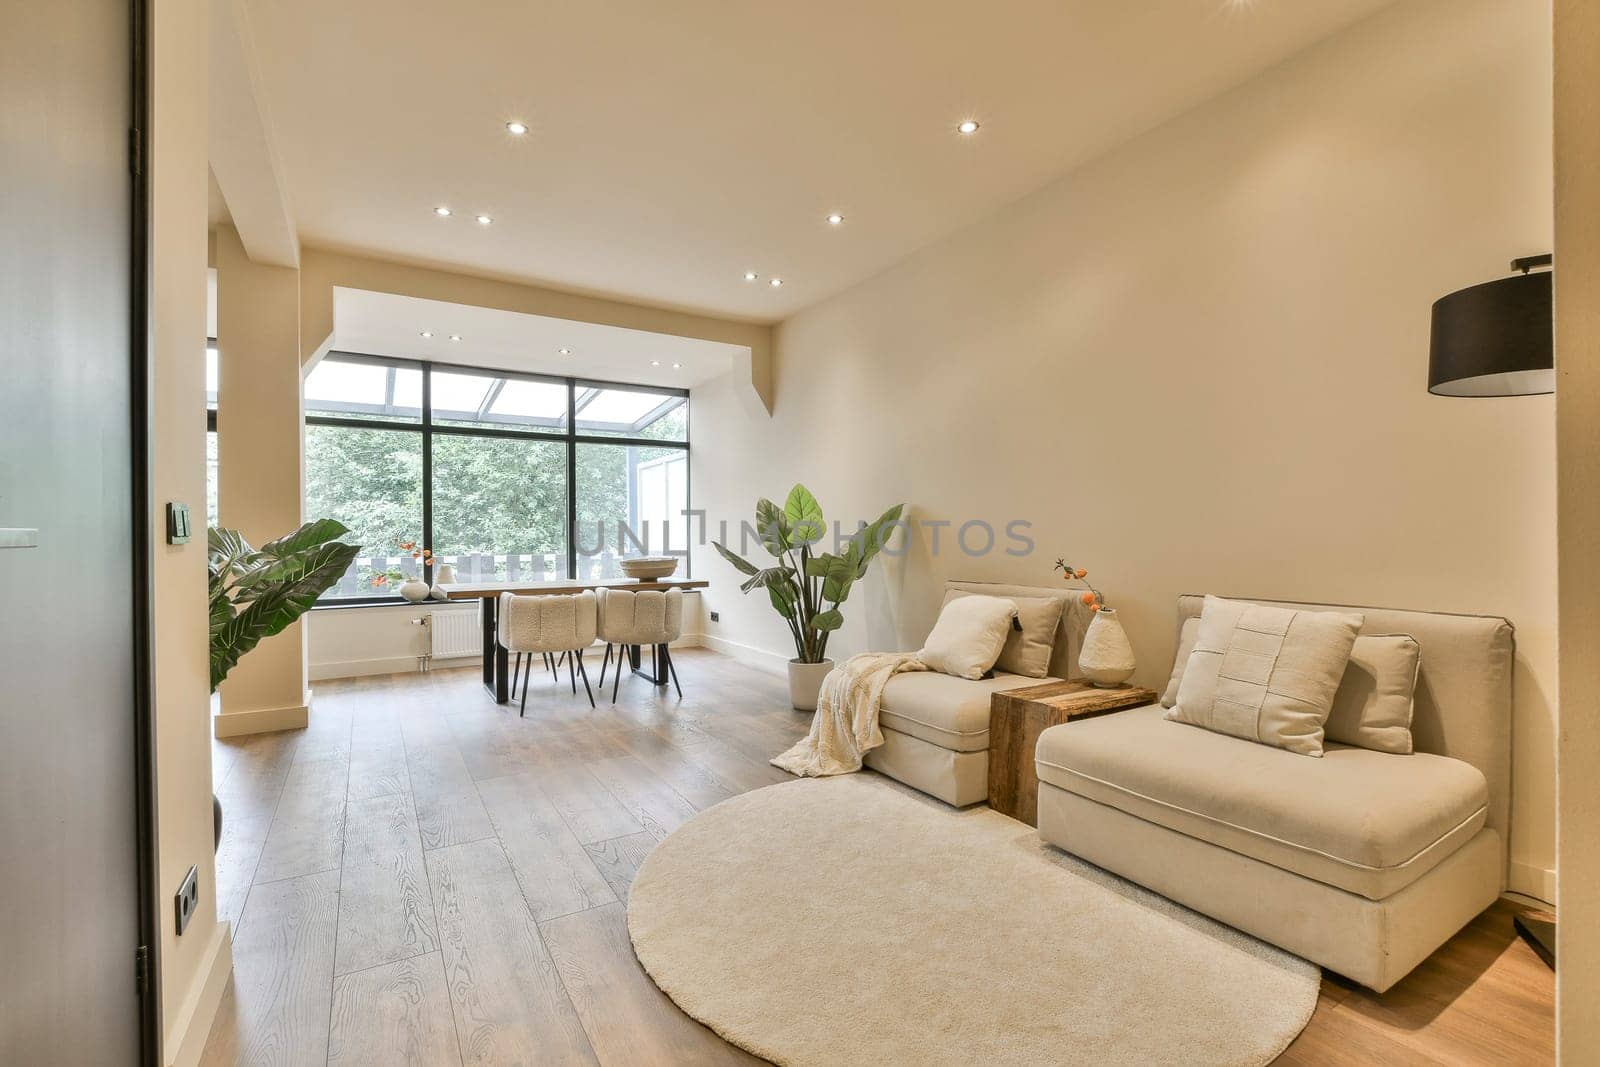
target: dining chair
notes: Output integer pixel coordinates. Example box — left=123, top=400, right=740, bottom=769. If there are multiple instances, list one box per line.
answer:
left=498, top=590, right=598, bottom=712
left=596, top=588, right=684, bottom=702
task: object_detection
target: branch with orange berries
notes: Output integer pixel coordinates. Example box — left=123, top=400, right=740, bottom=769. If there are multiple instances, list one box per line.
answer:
left=1053, top=557, right=1107, bottom=613
left=369, top=541, right=434, bottom=588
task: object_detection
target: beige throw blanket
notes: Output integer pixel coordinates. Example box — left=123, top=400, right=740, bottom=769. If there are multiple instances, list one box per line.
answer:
left=771, top=652, right=929, bottom=778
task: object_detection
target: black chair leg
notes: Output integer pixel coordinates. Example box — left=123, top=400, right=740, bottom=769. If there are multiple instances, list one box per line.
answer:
left=519, top=652, right=532, bottom=716
left=664, top=644, right=682, bottom=699
left=547, top=652, right=558, bottom=682
left=511, top=652, right=523, bottom=697
left=567, top=650, right=577, bottom=693
left=576, top=650, right=595, bottom=708
left=599, top=643, right=612, bottom=687
left=612, top=647, right=624, bottom=704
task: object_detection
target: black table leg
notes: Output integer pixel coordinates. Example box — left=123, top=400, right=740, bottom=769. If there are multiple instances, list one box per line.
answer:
left=481, top=596, right=509, bottom=704
left=629, top=642, right=670, bottom=686
left=481, top=596, right=495, bottom=690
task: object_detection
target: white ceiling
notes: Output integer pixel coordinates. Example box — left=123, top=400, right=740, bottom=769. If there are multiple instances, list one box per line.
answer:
left=239, top=0, right=1398, bottom=322
left=331, top=288, right=743, bottom=387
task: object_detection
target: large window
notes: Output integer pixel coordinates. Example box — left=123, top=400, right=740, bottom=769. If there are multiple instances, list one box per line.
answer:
left=303, top=352, right=689, bottom=602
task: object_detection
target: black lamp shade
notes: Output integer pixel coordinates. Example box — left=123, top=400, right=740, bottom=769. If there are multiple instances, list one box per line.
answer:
left=1428, top=270, right=1553, bottom=396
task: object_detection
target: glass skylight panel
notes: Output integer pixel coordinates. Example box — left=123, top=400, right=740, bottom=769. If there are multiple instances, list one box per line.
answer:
left=575, top=387, right=685, bottom=440
left=487, top=378, right=568, bottom=426
left=429, top=370, right=498, bottom=420
left=305, top=359, right=389, bottom=407
left=303, top=357, right=422, bottom=422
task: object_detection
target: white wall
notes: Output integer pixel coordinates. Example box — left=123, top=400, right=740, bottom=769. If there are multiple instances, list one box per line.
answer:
left=691, top=0, right=1557, bottom=900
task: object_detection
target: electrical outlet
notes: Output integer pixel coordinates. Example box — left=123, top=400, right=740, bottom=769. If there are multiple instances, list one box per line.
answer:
left=709, top=610, right=720, bottom=623
left=175, top=865, right=198, bottom=935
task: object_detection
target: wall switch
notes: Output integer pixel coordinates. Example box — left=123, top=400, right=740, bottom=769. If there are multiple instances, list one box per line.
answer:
left=709, top=610, right=720, bottom=623
left=166, top=502, right=192, bottom=545
left=175, top=865, right=198, bottom=934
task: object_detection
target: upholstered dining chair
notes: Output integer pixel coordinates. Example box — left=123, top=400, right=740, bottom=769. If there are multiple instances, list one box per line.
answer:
left=498, top=591, right=598, bottom=712
left=596, top=588, right=684, bottom=701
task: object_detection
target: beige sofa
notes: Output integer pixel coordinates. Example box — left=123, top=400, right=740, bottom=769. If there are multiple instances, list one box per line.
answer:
left=863, top=580, right=1088, bottom=806
left=1035, top=594, right=1512, bottom=992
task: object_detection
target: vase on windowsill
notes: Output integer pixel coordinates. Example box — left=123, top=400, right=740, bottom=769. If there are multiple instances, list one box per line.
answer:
left=399, top=578, right=430, bottom=603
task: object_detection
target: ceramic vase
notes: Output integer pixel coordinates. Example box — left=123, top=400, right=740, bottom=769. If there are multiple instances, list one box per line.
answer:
left=1079, top=607, right=1136, bottom=687
left=399, top=577, right=430, bottom=604
left=430, top=563, right=456, bottom=600
left=788, top=658, right=835, bottom=712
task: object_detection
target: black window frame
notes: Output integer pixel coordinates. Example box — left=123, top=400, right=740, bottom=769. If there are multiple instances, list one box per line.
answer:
left=303, top=350, right=691, bottom=606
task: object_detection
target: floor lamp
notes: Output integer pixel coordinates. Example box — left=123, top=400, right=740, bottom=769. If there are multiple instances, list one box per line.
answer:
left=1428, top=252, right=1555, bottom=967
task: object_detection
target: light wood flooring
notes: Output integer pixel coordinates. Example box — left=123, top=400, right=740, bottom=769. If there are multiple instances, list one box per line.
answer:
left=201, top=649, right=1554, bottom=1065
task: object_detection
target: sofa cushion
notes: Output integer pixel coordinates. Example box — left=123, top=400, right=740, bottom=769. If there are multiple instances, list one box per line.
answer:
left=1160, top=616, right=1200, bottom=708
left=918, top=595, right=1019, bottom=680
left=879, top=671, right=1057, bottom=753
left=943, top=588, right=1064, bottom=678
left=1035, top=705, right=1488, bottom=899
left=1322, top=634, right=1420, bottom=755
left=1169, top=595, right=1363, bottom=756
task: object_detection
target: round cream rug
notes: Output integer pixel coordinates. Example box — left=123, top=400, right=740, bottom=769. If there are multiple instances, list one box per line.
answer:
left=627, top=774, right=1319, bottom=1066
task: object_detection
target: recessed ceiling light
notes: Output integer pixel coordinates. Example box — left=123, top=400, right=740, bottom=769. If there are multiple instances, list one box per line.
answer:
left=957, top=119, right=980, bottom=135
left=434, top=206, right=452, bottom=217
left=449, top=334, right=462, bottom=342
left=744, top=271, right=759, bottom=281
left=505, top=120, right=528, bottom=135
left=769, top=277, right=783, bottom=287
left=651, top=360, right=662, bottom=367
left=558, top=347, right=571, bottom=355
left=420, top=330, right=433, bottom=339
left=672, top=362, right=682, bottom=369
left=826, top=213, right=845, bottom=225
left=475, top=214, right=493, bottom=226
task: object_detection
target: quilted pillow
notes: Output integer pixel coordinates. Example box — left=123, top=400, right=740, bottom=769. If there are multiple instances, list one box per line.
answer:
left=1168, top=595, right=1362, bottom=756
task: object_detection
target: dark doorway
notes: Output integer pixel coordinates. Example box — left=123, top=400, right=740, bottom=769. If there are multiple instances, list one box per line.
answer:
left=1, top=0, right=157, bottom=1062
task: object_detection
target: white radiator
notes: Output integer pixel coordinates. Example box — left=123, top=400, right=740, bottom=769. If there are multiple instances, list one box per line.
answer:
left=428, top=609, right=482, bottom=660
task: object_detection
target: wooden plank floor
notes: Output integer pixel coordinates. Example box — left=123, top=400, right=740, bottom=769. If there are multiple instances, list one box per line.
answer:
left=200, top=649, right=1554, bottom=1065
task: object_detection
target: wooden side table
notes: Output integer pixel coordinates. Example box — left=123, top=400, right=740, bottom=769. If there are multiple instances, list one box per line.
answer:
left=987, top=679, right=1159, bottom=826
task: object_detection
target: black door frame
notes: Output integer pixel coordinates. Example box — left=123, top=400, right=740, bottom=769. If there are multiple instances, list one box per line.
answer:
left=129, top=0, right=163, bottom=1062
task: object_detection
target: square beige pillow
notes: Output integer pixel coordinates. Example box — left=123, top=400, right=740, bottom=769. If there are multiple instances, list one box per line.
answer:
left=1322, top=633, right=1420, bottom=754
left=918, top=595, right=1020, bottom=680
left=1160, top=616, right=1201, bottom=708
left=942, top=589, right=1064, bottom=678
left=1168, top=595, right=1363, bottom=757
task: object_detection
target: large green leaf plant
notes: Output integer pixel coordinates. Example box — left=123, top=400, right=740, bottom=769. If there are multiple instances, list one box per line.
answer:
left=208, top=519, right=362, bottom=692
left=712, top=485, right=903, bottom=664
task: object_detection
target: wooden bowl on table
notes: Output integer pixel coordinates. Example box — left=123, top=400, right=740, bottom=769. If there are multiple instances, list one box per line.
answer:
left=619, top=556, right=679, bottom=581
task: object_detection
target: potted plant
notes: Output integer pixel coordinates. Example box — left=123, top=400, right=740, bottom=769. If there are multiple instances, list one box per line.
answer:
left=713, top=485, right=902, bottom=710
left=208, top=519, right=361, bottom=843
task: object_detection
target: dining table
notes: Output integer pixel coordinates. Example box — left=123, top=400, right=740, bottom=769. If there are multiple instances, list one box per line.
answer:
left=440, top=577, right=710, bottom=704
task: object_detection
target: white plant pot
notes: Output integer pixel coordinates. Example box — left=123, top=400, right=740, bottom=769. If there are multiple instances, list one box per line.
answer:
left=399, top=578, right=431, bottom=604
left=433, top=563, right=456, bottom=585
left=1078, top=608, right=1136, bottom=688
left=788, top=658, right=835, bottom=712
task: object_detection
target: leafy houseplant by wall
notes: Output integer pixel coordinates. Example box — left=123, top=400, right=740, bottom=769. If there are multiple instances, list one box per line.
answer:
left=208, top=519, right=363, bottom=692
left=207, top=519, right=360, bottom=844
left=713, top=485, right=903, bottom=710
